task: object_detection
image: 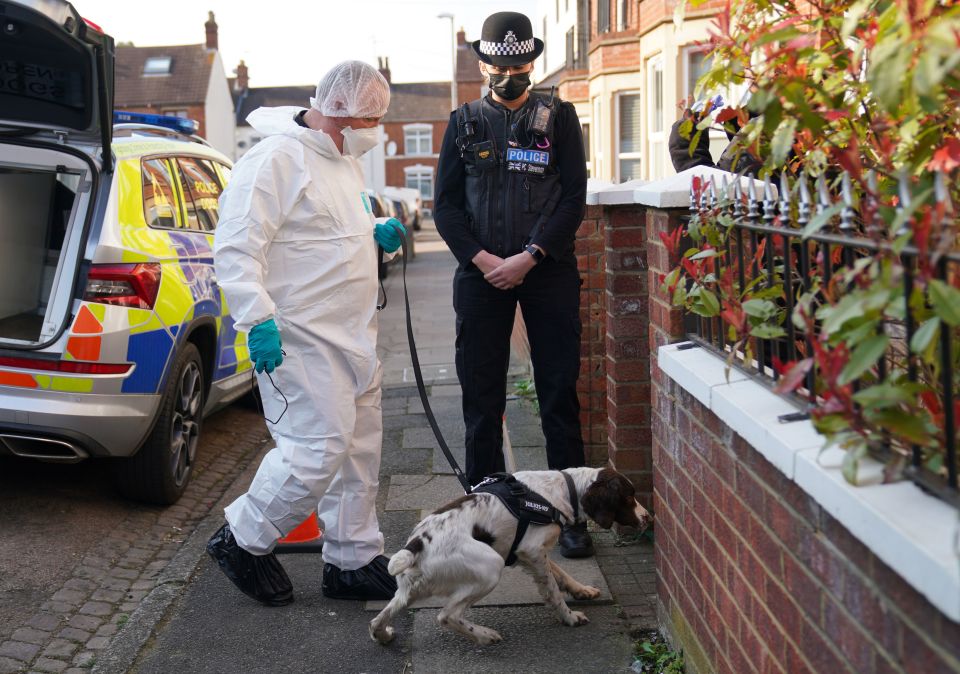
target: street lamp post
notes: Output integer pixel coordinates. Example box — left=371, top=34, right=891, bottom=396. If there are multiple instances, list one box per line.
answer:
left=437, top=12, right=457, bottom=111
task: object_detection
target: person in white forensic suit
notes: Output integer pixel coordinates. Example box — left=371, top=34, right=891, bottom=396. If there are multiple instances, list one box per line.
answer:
left=206, top=60, right=406, bottom=606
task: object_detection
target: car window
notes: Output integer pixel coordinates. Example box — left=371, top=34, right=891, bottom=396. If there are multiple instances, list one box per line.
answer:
left=141, top=159, right=181, bottom=229
left=217, top=163, right=232, bottom=185
left=176, top=157, right=223, bottom=232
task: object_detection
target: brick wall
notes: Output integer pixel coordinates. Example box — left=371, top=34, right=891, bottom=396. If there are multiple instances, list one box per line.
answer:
left=637, top=0, right=726, bottom=36
left=588, top=39, right=642, bottom=75
left=382, top=120, right=446, bottom=206
left=577, top=205, right=608, bottom=466
left=647, top=208, right=960, bottom=673
left=605, top=205, right=653, bottom=508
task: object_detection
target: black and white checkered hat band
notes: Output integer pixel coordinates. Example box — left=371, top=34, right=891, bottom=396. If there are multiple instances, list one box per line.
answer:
left=479, top=37, right=536, bottom=57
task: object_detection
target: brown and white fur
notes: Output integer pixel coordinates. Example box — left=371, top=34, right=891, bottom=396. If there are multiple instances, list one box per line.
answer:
left=369, top=466, right=652, bottom=645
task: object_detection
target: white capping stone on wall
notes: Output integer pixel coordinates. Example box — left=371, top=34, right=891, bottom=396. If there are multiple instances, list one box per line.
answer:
left=658, top=342, right=960, bottom=623
left=634, top=166, right=776, bottom=209
left=585, top=178, right=615, bottom=205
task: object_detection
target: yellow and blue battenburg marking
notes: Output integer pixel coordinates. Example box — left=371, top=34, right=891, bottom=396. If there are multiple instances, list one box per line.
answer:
left=0, top=137, right=249, bottom=396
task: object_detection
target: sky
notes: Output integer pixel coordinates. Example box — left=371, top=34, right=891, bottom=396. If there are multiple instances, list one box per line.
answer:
left=72, top=0, right=539, bottom=88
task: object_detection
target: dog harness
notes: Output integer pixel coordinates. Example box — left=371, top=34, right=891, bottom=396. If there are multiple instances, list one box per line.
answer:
left=471, top=471, right=580, bottom=566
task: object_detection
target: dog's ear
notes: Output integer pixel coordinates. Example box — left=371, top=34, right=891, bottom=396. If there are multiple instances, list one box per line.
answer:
left=581, top=478, right=615, bottom=529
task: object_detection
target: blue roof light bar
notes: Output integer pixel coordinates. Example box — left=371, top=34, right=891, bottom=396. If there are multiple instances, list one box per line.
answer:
left=113, top=110, right=199, bottom=135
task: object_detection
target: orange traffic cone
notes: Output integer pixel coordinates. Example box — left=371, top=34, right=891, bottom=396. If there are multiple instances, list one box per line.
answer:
left=275, top=511, right=323, bottom=553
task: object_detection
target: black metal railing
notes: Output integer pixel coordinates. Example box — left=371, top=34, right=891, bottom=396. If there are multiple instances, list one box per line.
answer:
left=683, top=170, right=958, bottom=505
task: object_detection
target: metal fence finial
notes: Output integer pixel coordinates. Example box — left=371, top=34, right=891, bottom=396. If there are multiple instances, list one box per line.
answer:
left=747, top=173, right=760, bottom=223
left=816, top=174, right=831, bottom=216
left=779, top=172, right=791, bottom=225
left=732, top=176, right=743, bottom=218
left=763, top=174, right=776, bottom=226
left=896, top=172, right=912, bottom=237
left=798, top=177, right=811, bottom=230
left=840, top=172, right=855, bottom=233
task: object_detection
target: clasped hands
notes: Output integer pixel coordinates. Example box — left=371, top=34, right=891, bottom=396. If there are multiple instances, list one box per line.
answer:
left=472, top=249, right=538, bottom=290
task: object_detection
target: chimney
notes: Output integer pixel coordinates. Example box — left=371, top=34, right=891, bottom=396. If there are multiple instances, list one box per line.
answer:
left=234, top=60, right=248, bottom=92
left=205, top=11, right=218, bottom=50
left=456, top=28, right=466, bottom=46
left=377, top=56, right=391, bottom=84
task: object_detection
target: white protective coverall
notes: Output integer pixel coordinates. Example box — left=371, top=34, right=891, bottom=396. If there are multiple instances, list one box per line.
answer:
left=214, top=105, right=390, bottom=569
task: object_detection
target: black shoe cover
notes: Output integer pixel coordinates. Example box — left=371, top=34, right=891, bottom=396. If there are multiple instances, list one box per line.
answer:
left=559, top=522, right=595, bottom=559
left=206, top=523, right=294, bottom=606
left=321, top=555, right=397, bottom=601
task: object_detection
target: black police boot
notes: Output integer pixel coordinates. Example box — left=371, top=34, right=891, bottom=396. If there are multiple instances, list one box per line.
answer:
left=206, top=523, right=294, bottom=607
left=559, top=522, right=595, bottom=558
left=321, top=555, right=397, bottom=601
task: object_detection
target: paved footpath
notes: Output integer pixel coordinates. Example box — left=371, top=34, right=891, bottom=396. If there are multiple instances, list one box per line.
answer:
left=85, top=222, right=656, bottom=674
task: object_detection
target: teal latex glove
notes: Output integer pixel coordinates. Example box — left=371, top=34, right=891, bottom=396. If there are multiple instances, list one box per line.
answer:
left=373, top=218, right=404, bottom=253
left=248, top=318, right=283, bottom=374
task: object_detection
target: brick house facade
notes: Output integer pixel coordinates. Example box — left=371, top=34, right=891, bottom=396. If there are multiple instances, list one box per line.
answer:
left=114, top=12, right=235, bottom=159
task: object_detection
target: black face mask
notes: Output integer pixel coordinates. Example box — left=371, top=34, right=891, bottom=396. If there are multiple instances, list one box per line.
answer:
left=487, top=71, right=531, bottom=101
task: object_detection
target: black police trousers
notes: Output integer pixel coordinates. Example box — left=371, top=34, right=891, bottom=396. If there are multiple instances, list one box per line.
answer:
left=453, top=257, right=585, bottom=486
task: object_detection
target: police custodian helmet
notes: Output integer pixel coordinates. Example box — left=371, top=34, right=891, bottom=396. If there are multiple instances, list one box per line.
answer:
left=471, top=11, right=545, bottom=67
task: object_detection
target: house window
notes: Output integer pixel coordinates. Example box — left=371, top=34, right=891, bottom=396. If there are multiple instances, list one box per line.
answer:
left=618, top=91, right=642, bottom=182
left=543, top=17, right=548, bottom=70
left=405, top=166, right=434, bottom=200
left=163, top=109, right=188, bottom=119
left=683, top=45, right=731, bottom=162
left=592, top=97, right=603, bottom=177
left=582, top=122, right=591, bottom=177
left=618, top=0, right=630, bottom=31
left=577, top=0, right=590, bottom=68
left=566, top=28, right=575, bottom=68
left=682, top=47, right=712, bottom=104
left=646, top=56, right=665, bottom=180
left=598, top=0, right=611, bottom=34
left=143, top=56, right=172, bottom=75
left=403, top=124, right=432, bottom=156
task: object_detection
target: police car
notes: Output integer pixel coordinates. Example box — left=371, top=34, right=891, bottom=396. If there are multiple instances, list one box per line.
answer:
left=0, top=0, right=252, bottom=504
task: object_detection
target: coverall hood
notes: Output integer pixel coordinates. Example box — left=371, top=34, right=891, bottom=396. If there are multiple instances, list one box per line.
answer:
left=246, top=105, right=339, bottom=158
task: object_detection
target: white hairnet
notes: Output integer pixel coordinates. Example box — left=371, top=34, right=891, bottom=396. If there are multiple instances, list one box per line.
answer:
left=309, top=60, right=391, bottom=118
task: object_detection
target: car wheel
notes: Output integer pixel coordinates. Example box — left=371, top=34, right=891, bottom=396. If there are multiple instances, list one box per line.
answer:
left=113, top=342, right=204, bottom=505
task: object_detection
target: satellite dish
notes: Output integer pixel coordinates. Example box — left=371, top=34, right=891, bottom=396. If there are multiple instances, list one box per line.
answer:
left=386, top=141, right=397, bottom=157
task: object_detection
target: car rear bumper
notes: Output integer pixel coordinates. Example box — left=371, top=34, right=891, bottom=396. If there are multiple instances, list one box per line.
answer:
left=0, top=387, right=162, bottom=460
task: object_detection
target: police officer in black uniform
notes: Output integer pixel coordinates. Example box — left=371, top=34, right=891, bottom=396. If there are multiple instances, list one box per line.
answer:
left=434, top=11, right=592, bottom=558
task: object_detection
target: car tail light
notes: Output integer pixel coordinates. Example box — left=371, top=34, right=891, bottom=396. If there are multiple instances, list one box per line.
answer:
left=84, top=263, right=161, bottom=309
left=0, top=356, right=130, bottom=375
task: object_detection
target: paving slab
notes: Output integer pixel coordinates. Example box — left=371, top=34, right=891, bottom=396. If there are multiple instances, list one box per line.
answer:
left=384, top=475, right=466, bottom=512
left=408, top=604, right=634, bottom=674
left=430, top=443, right=548, bottom=476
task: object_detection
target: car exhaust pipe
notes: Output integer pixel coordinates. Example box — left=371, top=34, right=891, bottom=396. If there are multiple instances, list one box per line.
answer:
left=0, top=433, right=89, bottom=463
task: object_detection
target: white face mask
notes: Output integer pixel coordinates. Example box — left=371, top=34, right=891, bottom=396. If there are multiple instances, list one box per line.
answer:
left=340, top=125, right=380, bottom=157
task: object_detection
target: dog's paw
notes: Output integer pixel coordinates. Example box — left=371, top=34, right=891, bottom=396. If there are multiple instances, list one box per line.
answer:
left=570, top=585, right=601, bottom=600
left=472, top=626, right=503, bottom=646
left=563, top=610, right=590, bottom=627
left=370, top=624, right=395, bottom=644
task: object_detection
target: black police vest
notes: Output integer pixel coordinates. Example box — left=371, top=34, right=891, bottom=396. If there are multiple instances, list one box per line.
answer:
left=472, top=473, right=565, bottom=566
left=456, top=95, right=565, bottom=258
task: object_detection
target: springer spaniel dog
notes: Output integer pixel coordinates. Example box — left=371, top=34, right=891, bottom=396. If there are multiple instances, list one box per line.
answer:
left=369, top=466, right=652, bottom=645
